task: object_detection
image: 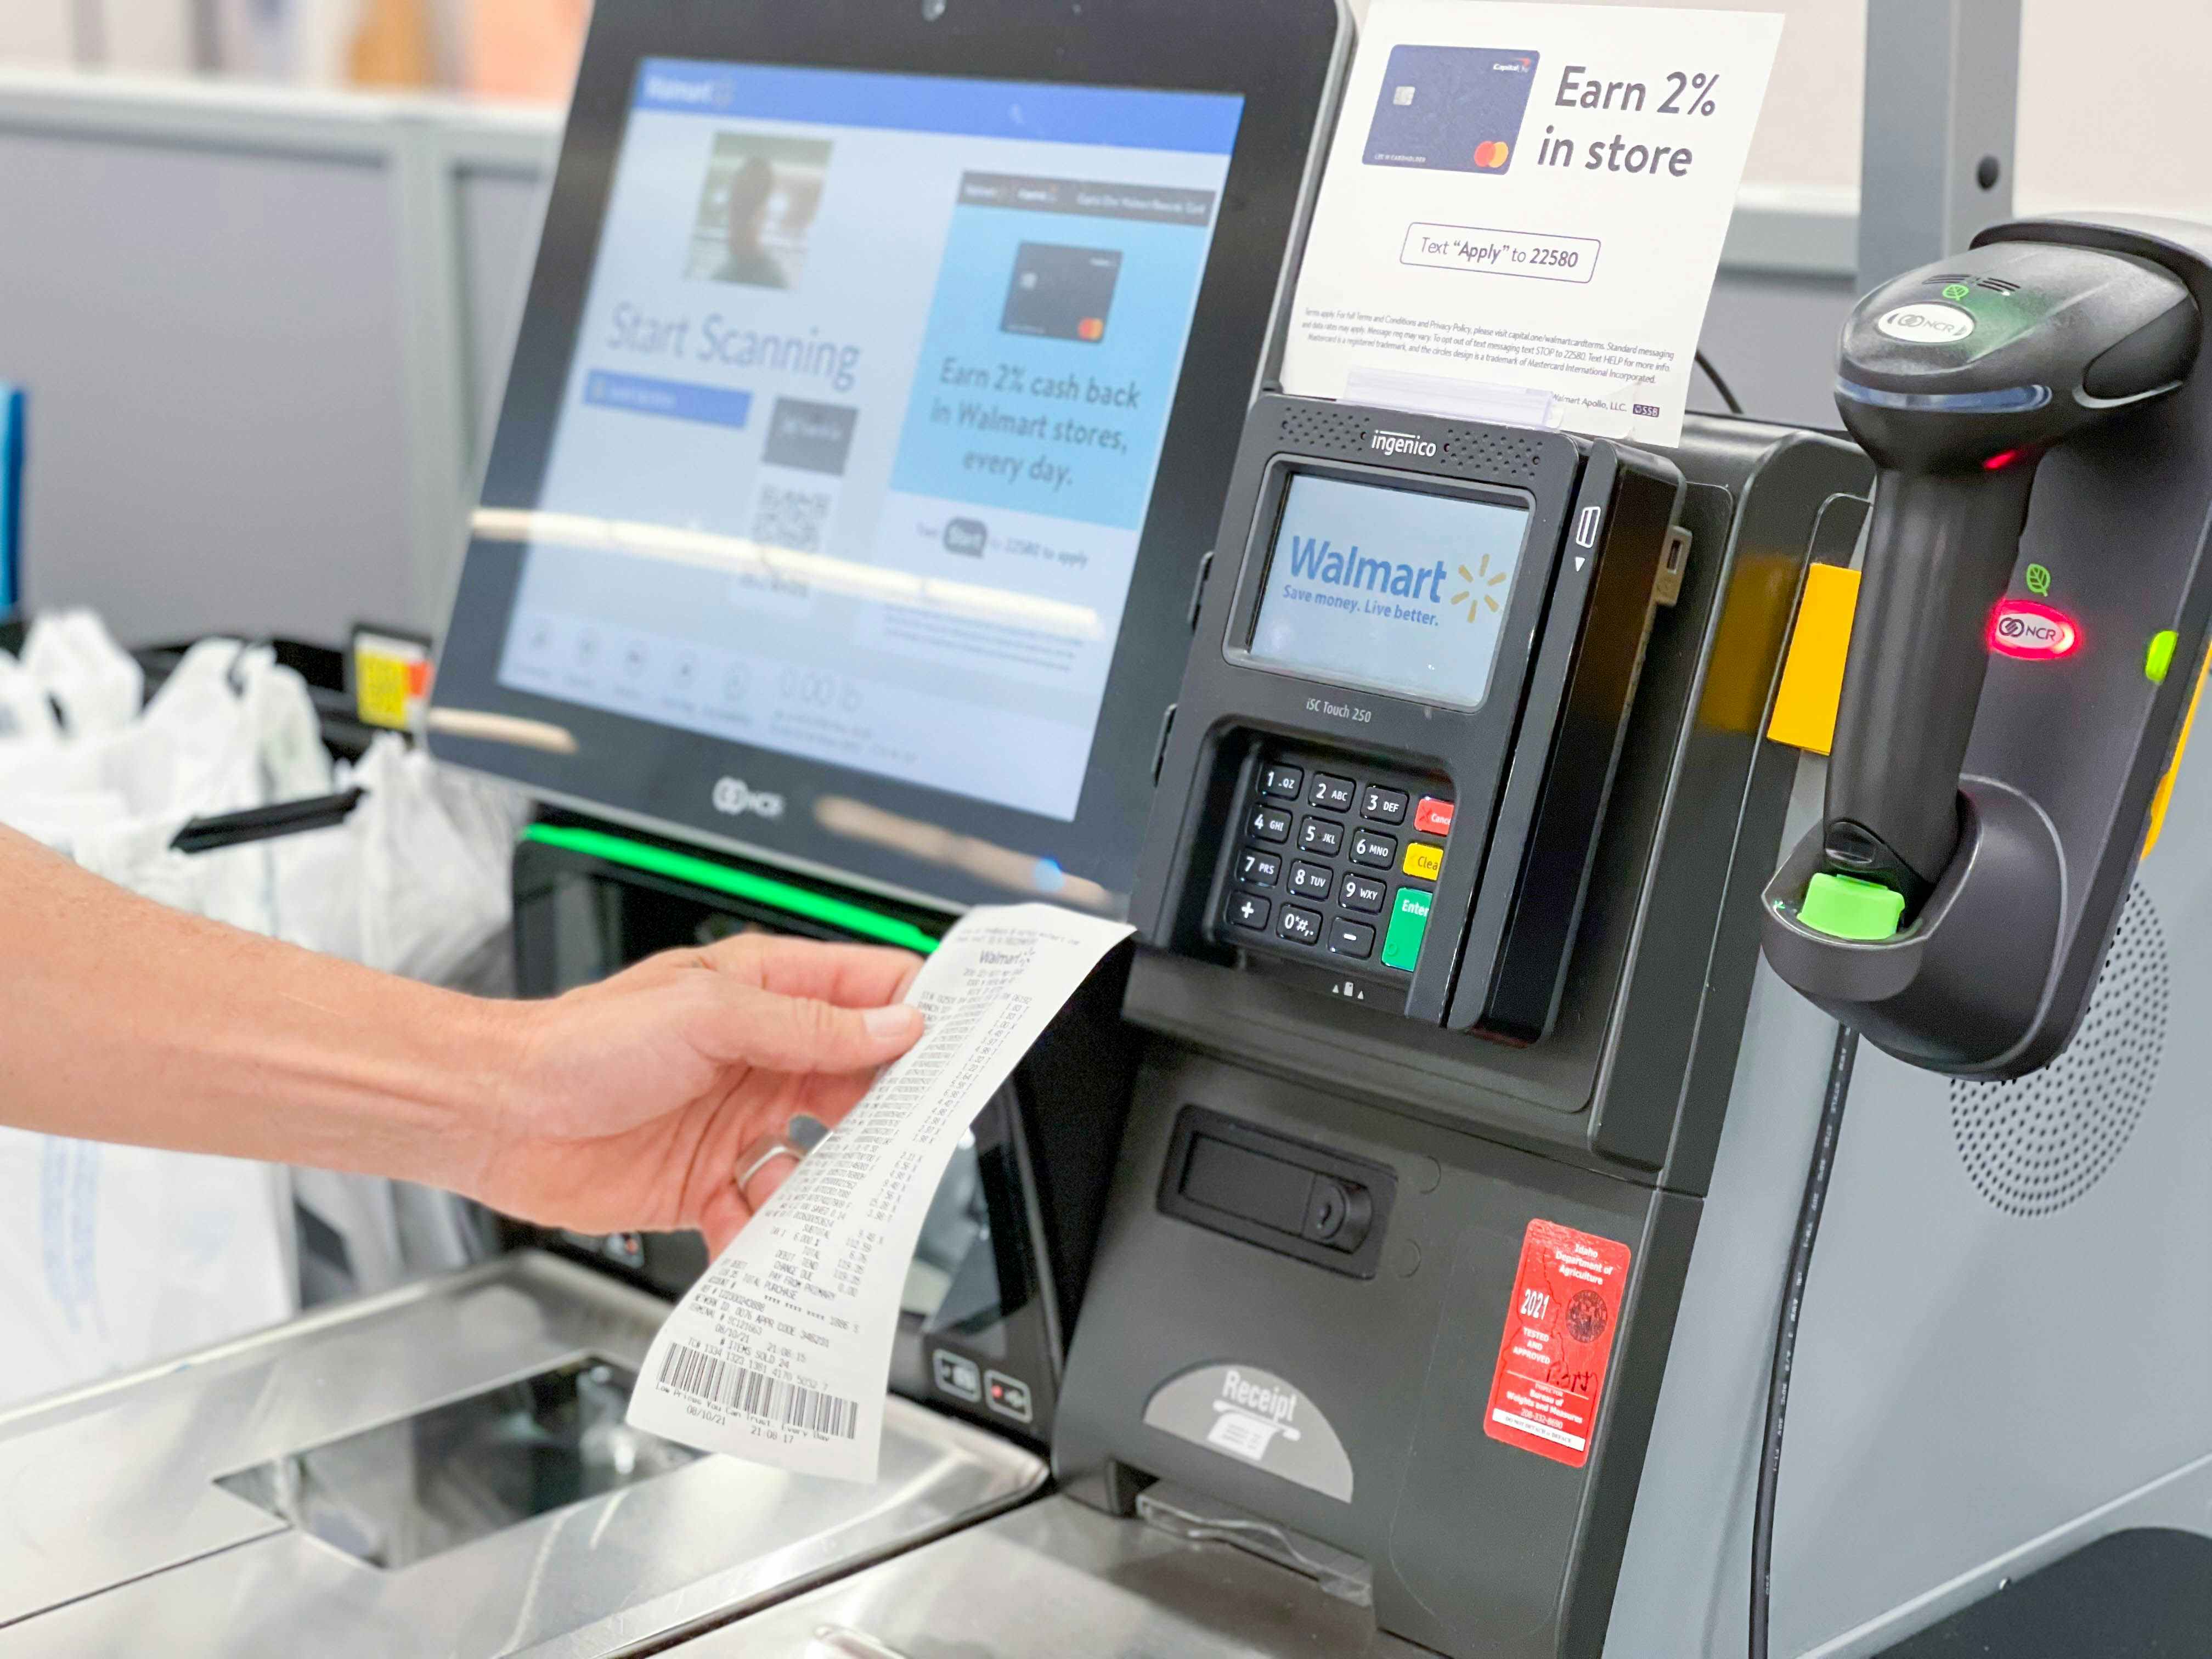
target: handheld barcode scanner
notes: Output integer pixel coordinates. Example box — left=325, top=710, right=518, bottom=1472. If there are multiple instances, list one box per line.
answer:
left=1764, top=217, right=2212, bottom=1076
left=1822, top=244, right=2197, bottom=910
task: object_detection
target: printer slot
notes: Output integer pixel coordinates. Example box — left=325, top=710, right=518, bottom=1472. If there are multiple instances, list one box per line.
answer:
left=1156, top=1107, right=1393, bottom=1278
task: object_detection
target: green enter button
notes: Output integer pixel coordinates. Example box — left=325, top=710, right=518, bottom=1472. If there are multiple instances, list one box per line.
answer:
left=1383, top=887, right=1431, bottom=971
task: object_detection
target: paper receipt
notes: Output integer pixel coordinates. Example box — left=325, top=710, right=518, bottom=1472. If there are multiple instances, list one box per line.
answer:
left=627, top=902, right=1133, bottom=1480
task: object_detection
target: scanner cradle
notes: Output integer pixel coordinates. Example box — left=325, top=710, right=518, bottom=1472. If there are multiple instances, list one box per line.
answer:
left=1762, top=215, right=2212, bottom=1077
left=1133, top=395, right=1686, bottom=1043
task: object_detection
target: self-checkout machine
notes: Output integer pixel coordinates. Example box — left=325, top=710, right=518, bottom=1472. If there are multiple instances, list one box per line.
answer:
left=673, top=17, right=2212, bottom=1659
left=8, top=5, right=2212, bottom=1659
left=494, top=5, right=2212, bottom=1652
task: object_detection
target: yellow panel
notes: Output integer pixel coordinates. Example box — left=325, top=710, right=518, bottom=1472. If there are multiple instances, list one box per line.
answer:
left=1765, top=563, right=1861, bottom=756
left=1401, top=840, right=1444, bottom=881
left=2143, top=642, right=2211, bottom=858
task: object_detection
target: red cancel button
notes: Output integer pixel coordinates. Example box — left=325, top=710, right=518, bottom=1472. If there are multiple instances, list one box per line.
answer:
left=1987, top=599, right=2080, bottom=660
left=1414, top=796, right=1455, bottom=836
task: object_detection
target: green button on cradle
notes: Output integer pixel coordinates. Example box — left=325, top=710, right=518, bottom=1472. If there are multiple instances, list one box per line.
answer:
left=1797, top=872, right=1905, bottom=942
left=1382, top=887, right=1431, bottom=970
left=2148, top=629, right=2178, bottom=684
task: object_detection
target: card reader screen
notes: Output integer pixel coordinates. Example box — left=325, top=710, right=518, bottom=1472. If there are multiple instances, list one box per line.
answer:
left=1249, top=473, right=1530, bottom=709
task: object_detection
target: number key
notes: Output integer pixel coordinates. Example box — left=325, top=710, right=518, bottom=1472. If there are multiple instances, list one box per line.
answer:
left=1237, top=848, right=1281, bottom=888
left=1360, top=785, right=1408, bottom=824
left=1309, top=772, right=1357, bottom=812
left=1260, top=762, right=1303, bottom=800
left=1277, top=905, right=1323, bottom=945
left=1299, top=816, right=1345, bottom=855
left=1339, top=872, right=1386, bottom=913
left=1288, top=859, right=1332, bottom=898
left=1249, top=805, right=1291, bottom=843
left=1350, top=828, right=1397, bottom=868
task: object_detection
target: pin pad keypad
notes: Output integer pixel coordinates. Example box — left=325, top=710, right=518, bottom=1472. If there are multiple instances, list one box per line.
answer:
left=1215, top=748, right=1454, bottom=978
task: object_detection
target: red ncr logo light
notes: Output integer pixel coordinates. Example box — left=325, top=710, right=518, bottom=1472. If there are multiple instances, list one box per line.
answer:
left=1988, top=598, right=2080, bottom=660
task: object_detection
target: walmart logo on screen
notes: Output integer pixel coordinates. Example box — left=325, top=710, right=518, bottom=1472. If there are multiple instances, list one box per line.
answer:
left=1279, top=535, right=1448, bottom=625
left=1450, top=556, right=1509, bottom=620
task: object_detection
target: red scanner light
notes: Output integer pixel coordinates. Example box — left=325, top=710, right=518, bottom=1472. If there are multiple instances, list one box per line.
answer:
left=1988, top=598, right=2080, bottom=660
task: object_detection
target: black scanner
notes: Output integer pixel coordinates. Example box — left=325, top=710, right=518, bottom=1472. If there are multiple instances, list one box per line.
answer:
left=1764, top=215, right=2212, bottom=1077
left=1825, top=242, right=2198, bottom=911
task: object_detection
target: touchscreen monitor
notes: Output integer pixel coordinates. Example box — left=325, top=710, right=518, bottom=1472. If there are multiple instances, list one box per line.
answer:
left=1249, top=473, right=1532, bottom=710
left=486, top=61, right=1241, bottom=825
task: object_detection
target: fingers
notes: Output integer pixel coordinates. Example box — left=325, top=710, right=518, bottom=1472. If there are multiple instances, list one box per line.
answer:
left=701, top=1135, right=809, bottom=1256
left=685, top=979, right=924, bottom=1074
left=738, top=1142, right=803, bottom=1212
left=704, top=1102, right=850, bottom=1254
left=701, top=932, right=924, bottom=1009
left=698, top=1181, right=751, bottom=1258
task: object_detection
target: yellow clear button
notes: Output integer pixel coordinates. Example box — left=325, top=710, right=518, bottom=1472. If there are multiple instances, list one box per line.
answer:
left=1401, top=840, right=1444, bottom=881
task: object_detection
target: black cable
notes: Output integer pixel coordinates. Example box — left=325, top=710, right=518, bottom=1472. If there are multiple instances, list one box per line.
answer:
left=1696, top=349, right=1745, bottom=416
left=1750, top=1022, right=1858, bottom=1659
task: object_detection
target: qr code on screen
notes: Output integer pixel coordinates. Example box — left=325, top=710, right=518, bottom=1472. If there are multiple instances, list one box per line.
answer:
left=751, top=484, right=833, bottom=554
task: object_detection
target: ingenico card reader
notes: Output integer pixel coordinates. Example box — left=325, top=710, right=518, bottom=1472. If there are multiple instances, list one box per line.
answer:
left=1133, top=396, right=1688, bottom=1043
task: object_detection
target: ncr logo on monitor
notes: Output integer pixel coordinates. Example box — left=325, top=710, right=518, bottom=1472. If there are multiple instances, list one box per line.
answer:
left=712, top=776, right=787, bottom=819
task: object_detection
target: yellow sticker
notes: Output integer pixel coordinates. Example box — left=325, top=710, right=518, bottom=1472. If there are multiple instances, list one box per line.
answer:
left=354, top=633, right=432, bottom=731
left=1401, top=840, right=1444, bottom=881
left=1766, top=563, right=1860, bottom=755
left=2144, top=641, right=2211, bottom=858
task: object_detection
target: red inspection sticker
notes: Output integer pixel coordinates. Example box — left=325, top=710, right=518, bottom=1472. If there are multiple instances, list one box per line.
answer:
left=1483, top=1218, right=1633, bottom=1469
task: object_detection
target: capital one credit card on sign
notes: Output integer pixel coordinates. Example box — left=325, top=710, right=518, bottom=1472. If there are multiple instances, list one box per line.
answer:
left=1363, top=45, right=1541, bottom=174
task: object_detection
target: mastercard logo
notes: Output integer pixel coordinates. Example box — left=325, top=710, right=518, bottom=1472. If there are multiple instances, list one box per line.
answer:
left=1077, top=317, right=1105, bottom=342
left=1473, top=139, right=1511, bottom=169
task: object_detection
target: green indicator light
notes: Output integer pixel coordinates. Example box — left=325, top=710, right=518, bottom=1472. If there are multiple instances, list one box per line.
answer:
left=1942, top=283, right=1972, bottom=301
left=2147, top=629, right=2179, bottom=685
left=521, top=824, right=941, bottom=954
left=1797, top=872, right=1905, bottom=943
left=2024, top=563, right=2051, bottom=596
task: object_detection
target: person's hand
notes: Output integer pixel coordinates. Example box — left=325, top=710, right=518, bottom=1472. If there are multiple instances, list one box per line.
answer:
left=460, top=933, right=924, bottom=1255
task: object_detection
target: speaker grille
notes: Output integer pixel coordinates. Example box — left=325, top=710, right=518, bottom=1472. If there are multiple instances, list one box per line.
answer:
left=1949, top=883, right=2166, bottom=1217
left=1273, top=408, right=1548, bottom=480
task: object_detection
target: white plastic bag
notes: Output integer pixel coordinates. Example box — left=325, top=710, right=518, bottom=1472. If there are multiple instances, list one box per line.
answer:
left=20, top=608, right=143, bottom=740
left=0, top=651, right=59, bottom=746
left=0, top=621, right=525, bottom=1386
left=264, top=732, right=527, bottom=984
left=0, top=630, right=317, bottom=1403
left=0, top=1130, right=295, bottom=1408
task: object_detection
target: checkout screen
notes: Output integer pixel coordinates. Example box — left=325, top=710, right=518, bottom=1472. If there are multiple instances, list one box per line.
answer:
left=1250, top=473, right=1531, bottom=710
left=495, top=59, right=1243, bottom=821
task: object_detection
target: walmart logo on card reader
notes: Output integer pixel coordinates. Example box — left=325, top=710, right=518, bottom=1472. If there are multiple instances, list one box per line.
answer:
left=1365, top=44, right=1539, bottom=174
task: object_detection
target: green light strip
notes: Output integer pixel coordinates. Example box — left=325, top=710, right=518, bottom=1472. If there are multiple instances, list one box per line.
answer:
left=522, top=823, right=940, bottom=954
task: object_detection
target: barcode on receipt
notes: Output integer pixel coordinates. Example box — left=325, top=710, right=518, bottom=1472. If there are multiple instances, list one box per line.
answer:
left=657, top=1341, right=860, bottom=1439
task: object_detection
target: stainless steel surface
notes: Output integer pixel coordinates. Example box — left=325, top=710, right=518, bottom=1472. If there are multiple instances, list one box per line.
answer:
left=665, top=1494, right=1432, bottom=1658
left=0, top=1250, right=1044, bottom=1657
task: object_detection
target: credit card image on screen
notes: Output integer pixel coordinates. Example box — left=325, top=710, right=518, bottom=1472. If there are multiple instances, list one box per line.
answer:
left=1002, top=242, right=1122, bottom=342
left=1249, top=473, right=1531, bottom=710
left=489, top=60, right=1243, bottom=824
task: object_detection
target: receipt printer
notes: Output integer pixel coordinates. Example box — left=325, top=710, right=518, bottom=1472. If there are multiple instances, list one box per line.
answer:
left=1132, top=395, right=1687, bottom=1043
